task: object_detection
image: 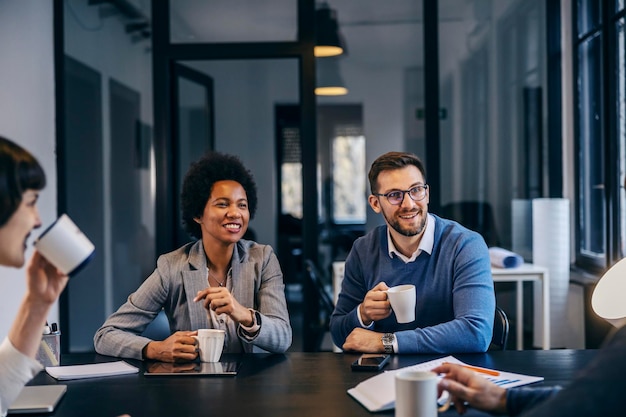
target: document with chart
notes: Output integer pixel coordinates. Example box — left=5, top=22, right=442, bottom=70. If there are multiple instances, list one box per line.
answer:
left=347, top=355, right=544, bottom=412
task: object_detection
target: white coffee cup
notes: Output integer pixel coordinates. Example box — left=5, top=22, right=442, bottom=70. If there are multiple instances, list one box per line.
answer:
left=386, top=284, right=416, bottom=323
left=34, top=214, right=95, bottom=276
left=193, top=329, right=225, bottom=362
left=395, top=371, right=451, bottom=417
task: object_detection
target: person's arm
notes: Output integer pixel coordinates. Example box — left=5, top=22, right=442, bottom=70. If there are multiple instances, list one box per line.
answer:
left=93, top=256, right=185, bottom=360
left=0, top=339, right=44, bottom=416
left=1, top=252, right=68, bottom=416
left=436, top=363, right=561, bottom=416
left=395, top=231, right=495, bottom=353
left=434, top=363, right=508, bottom=415
left=8, top=251, right=68, bottom=358
left=511, top=325, right=626, bottom=417
left=506, top=387, right=561, bottom=416
left=237, top=247, right=292, bottom=353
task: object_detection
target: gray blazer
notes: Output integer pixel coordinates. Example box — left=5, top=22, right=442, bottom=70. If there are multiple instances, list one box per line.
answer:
left=94, top=240, right=292, bottom=359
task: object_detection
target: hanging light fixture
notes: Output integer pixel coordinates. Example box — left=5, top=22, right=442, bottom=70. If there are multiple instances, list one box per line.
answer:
left=315, top=57, right=348, bottom=96
left=314, top=2, right=346, bottom=57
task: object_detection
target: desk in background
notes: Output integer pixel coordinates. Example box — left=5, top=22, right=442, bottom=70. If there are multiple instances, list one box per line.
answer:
left=492, top=263, right=550, bottom=350
left=26, top=350, right=595, bottom=417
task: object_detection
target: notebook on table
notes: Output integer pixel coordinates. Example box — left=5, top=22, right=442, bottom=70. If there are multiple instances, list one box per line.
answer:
left=7, top=385, right=67, bottom=414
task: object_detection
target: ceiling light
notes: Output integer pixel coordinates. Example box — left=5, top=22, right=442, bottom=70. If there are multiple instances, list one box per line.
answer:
left=315, top=3, right=346, bottom=58
left=315, top=57, right=348, bottom=96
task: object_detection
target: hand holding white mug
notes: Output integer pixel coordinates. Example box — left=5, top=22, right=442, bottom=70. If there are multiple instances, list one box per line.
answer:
left=359, top=282, right=393, bottom=325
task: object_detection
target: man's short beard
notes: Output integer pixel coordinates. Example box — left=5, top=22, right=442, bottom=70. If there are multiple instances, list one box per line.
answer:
left=382, top=209, right=427, bottom=237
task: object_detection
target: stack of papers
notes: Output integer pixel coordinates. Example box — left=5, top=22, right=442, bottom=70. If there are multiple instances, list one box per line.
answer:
left=45, top=361, right=139, bottom=380
left=348, top=355, right=544, bottom=412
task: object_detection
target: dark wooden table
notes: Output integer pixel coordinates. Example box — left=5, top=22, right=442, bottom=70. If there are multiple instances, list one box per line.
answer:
left=24, top=349, right=596, bottom=417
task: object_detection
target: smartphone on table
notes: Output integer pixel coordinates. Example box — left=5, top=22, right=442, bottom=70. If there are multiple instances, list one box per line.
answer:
left=351, top=353, right=390, bottom=371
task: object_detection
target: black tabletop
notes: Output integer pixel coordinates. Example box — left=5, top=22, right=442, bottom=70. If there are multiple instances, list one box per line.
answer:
left=24, top=349, right=597, bottom=417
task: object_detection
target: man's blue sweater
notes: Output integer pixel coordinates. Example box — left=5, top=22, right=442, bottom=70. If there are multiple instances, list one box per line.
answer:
left=330, top=214, right=495, bottom=353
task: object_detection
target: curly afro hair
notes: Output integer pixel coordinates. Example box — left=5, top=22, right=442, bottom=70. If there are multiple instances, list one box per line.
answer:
left=181, top=152, right=257, bottom=240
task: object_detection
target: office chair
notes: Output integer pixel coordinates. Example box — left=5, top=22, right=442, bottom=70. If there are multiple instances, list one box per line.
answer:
left=141, top=309, right=171, bottom=341
left=440, top=201, right=501, bottom=247
left=303, top=259, right=336, bottom=351
left=490, top=306, right=510, bottom=351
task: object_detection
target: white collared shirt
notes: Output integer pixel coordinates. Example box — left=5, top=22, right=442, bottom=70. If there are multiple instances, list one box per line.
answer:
left=387, top=213, right=435, bottom=263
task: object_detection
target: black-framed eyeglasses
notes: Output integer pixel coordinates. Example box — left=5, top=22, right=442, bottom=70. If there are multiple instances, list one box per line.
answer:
left=375, top=185, right=429, bottom=205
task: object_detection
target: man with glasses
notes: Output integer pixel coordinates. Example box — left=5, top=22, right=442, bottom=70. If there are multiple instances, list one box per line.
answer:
left=329, top=151, right=495, bottom=354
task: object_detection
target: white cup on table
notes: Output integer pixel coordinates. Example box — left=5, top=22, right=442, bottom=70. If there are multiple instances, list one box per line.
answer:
left=386, top=284, right=416, bottom=323
left=193, top=329, right=225, bottom=362
left=395, top=371, right=451, bottom=417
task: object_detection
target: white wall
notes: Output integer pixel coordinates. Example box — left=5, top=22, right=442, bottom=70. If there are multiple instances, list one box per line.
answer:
left=0, top=1, right=57, bottom=339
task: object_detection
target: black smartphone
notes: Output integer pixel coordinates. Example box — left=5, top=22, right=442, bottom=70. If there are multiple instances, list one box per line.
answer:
left=351, top=354, right=390, bottom=371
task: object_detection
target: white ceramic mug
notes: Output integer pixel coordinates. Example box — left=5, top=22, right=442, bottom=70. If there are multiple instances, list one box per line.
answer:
left=386, top=284, right=416, bottom=323
left=34, top=214, right=95, bottom=276
left=193, top=329, right=225, bottom=362
left=395, top=371, right=450, bottom=417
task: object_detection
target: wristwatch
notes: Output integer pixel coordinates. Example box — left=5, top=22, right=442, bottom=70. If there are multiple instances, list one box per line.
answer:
left=382, top=333, right=395, bottom=354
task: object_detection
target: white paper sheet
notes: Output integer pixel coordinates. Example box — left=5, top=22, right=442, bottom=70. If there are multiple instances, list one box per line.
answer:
left=45, top=360, right=139, bottom=380
left=347, top=355, right=544, bottom=412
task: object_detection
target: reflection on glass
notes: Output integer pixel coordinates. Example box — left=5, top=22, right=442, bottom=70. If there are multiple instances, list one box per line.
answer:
left=578, top=34, right=605, bottom=259
left=332, top=135, right=366, bottom=223
left=618, top=18, right=626, bottom=257
left=577, top=0, right=601, bottom=36
left=439, top=0, right=549, bottom=250
left=175, top=67, right=213, bottom=247
left=282, top=162, right=303, bottom=219
left=63, top=0, right=155, bottom=351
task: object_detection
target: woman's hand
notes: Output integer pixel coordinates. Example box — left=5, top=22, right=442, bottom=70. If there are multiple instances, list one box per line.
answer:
left=432, top=363, right=508, bottom=415
left=193, top=287, right=253, bottom=326
left=143, top=331, right=198, bottom=363
left=25, top=251, right=68, bottom=306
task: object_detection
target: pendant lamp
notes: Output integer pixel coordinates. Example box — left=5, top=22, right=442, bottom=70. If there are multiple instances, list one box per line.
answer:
left=315, top=57, right=348, bottom=96
left=315, top=2, right=346, bottom=57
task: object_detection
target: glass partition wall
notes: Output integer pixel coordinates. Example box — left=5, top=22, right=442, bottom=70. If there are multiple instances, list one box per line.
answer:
left=60, top=0, right=155, bottom=352
left=57, top=0, right=558, bottom=352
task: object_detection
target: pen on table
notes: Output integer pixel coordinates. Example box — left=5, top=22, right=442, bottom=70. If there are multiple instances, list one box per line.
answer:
left=443, top=362, right=500, bottom=376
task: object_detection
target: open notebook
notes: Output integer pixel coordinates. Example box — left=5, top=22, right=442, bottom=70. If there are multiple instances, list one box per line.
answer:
left=8, top=385, right=67, bottom=414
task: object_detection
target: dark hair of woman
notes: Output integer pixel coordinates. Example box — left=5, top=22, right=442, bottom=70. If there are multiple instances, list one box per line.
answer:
left=0, top=136, right=46, bottom=227
left=181, top=151, right=258, bottom=239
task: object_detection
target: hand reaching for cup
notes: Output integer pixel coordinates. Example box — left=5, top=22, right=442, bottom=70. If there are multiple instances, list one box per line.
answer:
left=142, top=331, right=198, bottom=363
